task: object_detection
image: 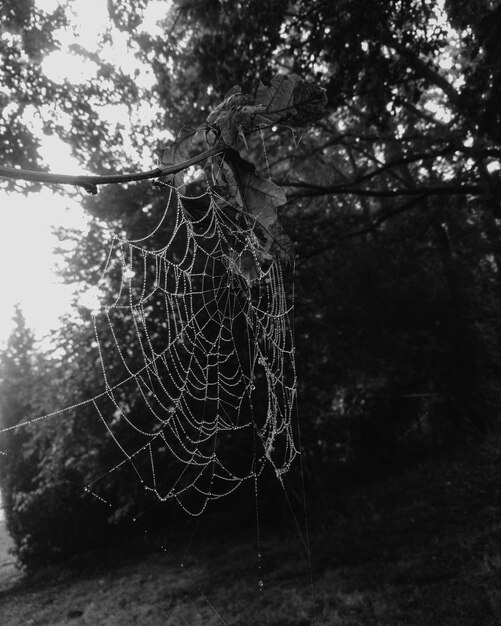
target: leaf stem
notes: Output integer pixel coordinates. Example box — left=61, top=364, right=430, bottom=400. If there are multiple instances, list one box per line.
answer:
left=0, top=146, right=222, bottom=190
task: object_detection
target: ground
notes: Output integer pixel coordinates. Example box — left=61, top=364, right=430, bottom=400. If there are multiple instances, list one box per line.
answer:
left=0, top=520, right=18, bottom=593
left=1, top=434, right=501, bottom=625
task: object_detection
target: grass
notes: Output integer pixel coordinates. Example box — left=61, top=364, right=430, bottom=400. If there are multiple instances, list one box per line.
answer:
left=0, top=520, right=18, bottom=592
left=2, top=432, right=501, bottom=624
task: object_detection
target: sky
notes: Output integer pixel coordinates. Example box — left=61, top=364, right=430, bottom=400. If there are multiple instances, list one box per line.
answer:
left=0, top=0, right=170, bottom=346
left=0, top=0, right=172, bottom=520
left=0, top=187, right=87, bottom=345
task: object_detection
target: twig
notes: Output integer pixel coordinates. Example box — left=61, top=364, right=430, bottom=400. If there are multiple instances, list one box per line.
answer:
left=0, top=146, right=222, bottom=191
left=297, top=195, right=426, bottom=265
left=287, top=181, right=483, bottom=199
left=388, top=38, right=461, bottom=107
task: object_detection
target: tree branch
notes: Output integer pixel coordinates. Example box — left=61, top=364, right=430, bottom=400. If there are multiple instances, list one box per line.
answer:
left=297, top=196, right=427, bottom=265
left=389, top=39, right=461, bottom=107
left=0, top=146, right=222, bottom=191
left=287, top=181, right=483, bottom=199
left=351, top=147, right=455, bottom=186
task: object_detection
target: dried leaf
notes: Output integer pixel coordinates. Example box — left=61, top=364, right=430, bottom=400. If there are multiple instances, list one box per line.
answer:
left=223, top=84, right=243, bottom=99
left=205, top=74, right=327, bottom=151
left=227, top=248, right=261, bottom=283
left=289, top=82, right=328, bottom=126
left=157, top=134, right=193, bottom=193
left=206, top=89, right=254, bottom=147
left=82, top=183, right=98, bottom=195
left=266, top=221, right=295, bottom=264
left=155, top=75, right=324, bottom=280
left=233, top=160, right=287, bottom=229
left=253, top=74, right=301, bottom=126
left=211, top=149, right=293, bottom=278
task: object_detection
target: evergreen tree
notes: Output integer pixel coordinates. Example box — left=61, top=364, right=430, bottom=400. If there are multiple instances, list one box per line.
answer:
left=0, top=306, right=38, bottom=551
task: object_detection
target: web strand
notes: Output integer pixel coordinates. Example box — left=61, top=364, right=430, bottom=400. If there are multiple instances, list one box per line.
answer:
left=0, top=181, right=299, bottom=516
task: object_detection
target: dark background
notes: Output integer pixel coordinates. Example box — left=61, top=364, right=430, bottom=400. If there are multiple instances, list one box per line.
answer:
left=2, top=1, right=501, bottom=623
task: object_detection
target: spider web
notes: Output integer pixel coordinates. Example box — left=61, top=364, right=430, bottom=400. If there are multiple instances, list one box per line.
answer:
left=0, top=76, right=326, bottom=519
left=52, top=173, right=298, bottom=516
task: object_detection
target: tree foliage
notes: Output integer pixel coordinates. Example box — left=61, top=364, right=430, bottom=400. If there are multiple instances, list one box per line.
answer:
left=2, top=0, right=501, bottom=567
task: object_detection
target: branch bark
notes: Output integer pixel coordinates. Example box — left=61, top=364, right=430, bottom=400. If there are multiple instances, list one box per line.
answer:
left=389, top=39, right=461, bottom=107
left=287, top=181, right=483, bottom=199
left=0, top=146, right=222, bottom=191
left=297, top=196, right=427, bottom=265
